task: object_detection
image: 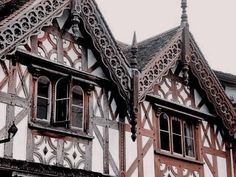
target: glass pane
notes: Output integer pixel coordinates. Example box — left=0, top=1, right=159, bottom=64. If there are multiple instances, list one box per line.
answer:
left=173, top=134, right=182, bottom=154
left=160, top=131, right=170, bottom=151
left=185, top=138, right=195, bottom=157
left=38, top=77, right=50, bottom=97
left=56, top=99, right=68, bottom=121
left=37, top=97, right=48, bottom=120
left=184, top=123, right=195, bottom=157
left=72, top=86, right=83, bottom=105
left=172, top=117, right=181, bottom=135
left=56, top=79, right=68, bottom=99
left=160, top=113, right=169, bottom=131
left=184, top=123, right=193, bottom=138
left=71, top=106, right=83, bottom=128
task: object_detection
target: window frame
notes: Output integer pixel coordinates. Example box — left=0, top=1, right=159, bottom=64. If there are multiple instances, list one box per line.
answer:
left=36, top=76, right=52, bottom=122
left=158, top=111, right=196, bottom=159
left=33, top=73, right=88, bottom=132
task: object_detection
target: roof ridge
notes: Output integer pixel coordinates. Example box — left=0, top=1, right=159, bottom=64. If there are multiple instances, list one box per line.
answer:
left=136, top=26, right=181, bottom=46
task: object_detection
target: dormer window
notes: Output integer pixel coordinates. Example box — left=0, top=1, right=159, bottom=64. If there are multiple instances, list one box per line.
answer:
left=34, top=74, right=87, bottom=131
left=159, top=112, right=195, bottom=157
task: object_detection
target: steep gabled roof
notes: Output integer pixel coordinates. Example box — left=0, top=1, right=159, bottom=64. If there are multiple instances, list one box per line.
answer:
left=123, top=26, right=180, bottom=71
left=122, top=24, right=236, bottom=135
left=0, top=0, right=131, bottom=106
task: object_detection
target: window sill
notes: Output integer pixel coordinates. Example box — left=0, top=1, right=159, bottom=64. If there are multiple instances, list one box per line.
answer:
left=154, top=149, right=204, bottom=165
left=29, top=121, right=94, bottom=140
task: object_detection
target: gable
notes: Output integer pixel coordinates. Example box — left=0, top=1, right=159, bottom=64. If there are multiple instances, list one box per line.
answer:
left=137, top=27, right=236, bottom=135
left=0, top=0, right=131, bottom=108
left=149, top=61, right=213, bottom=115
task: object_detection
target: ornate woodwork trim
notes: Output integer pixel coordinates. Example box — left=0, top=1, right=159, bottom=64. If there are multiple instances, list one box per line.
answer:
left=0, top=0, right=71, bottom=59
left=189, top=35, right=236, bottom=135
left=139, top=31, right=182, bottom=102
left=73, top=0, right=131, bottom=103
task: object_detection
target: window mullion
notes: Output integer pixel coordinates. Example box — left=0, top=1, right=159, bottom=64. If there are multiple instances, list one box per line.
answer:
left=170, top=116, right=173, bottom=154
left=182, top=121, right=186, bottom=157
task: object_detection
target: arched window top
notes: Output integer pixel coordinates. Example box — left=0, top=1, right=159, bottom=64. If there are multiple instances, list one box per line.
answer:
left=37, top=76, right=51, bottom=120
left=37, top=76, right=50, bottom=97
left=56, top=78, right=68, bottom=99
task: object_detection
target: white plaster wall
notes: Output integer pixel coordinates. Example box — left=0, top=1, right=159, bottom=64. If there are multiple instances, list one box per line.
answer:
left=88, top=49, right=107, bottom=78
left=217, top=157, right=227, bottom=177
left=92, top=125, right=104, bottom=173
left=13, top=115, right=28, bottom=160
left=143, top=141, right=155, bottom=177
left=125, top=131, right=137, bottom=173
left=109, top=128, right=119, bottom=176
left=0, top=103, right=7, bottom=157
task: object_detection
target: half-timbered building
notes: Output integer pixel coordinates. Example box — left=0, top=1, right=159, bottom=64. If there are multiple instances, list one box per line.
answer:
left=0, top=0, right=235, bottom=176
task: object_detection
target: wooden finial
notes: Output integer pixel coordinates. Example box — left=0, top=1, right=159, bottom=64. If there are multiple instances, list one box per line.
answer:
left=130, top=31, right=138, bottom=68
left=181, top=0, right=188, bottom=26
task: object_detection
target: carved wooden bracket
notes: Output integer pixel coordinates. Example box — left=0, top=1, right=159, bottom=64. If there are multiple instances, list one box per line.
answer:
left=189, top=36, right=236, bottom=135
left=139, top=31, right=183, bottom=102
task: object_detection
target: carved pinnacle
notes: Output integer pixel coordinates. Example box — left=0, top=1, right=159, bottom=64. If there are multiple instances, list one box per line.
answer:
left=181, top=0, right=188, bottom=26
left=130, top=31, right=138, bottom=68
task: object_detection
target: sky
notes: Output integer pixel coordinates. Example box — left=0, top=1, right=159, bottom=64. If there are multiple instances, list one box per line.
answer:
left=96, top=0, right=236, bottom=75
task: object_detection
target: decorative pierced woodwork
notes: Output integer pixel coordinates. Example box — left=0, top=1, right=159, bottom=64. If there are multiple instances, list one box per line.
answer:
left=0, top=0, right=71, bottom=59
left=74, top=0, right=131, bottom=103
left=139, top=31, right=182, bottom=102
left=189, top=37, right=236, bottom=135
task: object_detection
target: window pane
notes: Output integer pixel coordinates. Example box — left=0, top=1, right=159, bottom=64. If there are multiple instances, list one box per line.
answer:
left=185, top=138, right=195, bottom=157
left=56, top=99, right=68, bottom=122
left=38, top=77, right=50, bottom=97
left=72, top=86, right=83, bottom=105
left=173, top=134, right=182, bottom=154
left=71, top=106, right=83, bottom=128
left=56, top=79, right=68, bottom=99
left=172, top=117, right=181, bottom=134
left=184, top=123, right=193, bottom=138
left=160, top=113, right=169, bottom=131
left=160, top=131, right=170, bottom=151
left=184, top=123, right=195, bottom=157
left=71, top=86, right=83, bottom=128
left=37, top=77, right=50, bottom=120
left=56, top=78, right=68, bottom=122
left=37, top=97, right=48, bottom=120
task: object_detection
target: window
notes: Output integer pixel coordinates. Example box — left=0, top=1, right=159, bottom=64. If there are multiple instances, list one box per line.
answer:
left=71, top=86, right=84, bottom=129
left=37, top=76, right=51, bottom=120
left=55, top=78, right=69, bottom=123
left=159, top=112, right=195, bottom=157
left=35, top=76, right=85, bottom=130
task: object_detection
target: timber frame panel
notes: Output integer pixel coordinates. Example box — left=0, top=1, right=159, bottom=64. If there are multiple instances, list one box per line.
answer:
left=0, top=0, right=132, bottom=109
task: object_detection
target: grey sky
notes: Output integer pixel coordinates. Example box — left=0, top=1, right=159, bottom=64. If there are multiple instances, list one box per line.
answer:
left=96, top=0, right=236, bottom=75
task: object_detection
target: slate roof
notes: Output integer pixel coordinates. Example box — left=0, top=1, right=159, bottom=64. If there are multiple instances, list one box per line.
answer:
left=0, top=0, right=30, bottom=22
left=122, top=26, right=181, bottom=71
left=214, top=70, right=236, bottom=86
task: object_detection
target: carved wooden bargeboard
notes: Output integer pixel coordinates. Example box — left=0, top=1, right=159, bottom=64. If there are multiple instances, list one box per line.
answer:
left=0, top=0, right=235, bottom=177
